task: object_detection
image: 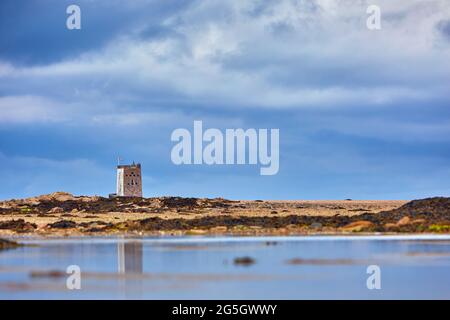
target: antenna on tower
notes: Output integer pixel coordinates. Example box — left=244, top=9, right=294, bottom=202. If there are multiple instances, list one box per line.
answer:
left=117, top=156, right=123, bottom=166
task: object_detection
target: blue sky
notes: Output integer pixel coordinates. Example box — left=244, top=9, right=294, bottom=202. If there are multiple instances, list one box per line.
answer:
left=0, top=0, right=449, bottom=200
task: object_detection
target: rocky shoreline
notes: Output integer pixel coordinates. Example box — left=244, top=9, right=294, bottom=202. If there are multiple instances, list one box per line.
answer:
left=0, top=237, right=21, bottom=250
left=0, top=192, right=449, bottom=236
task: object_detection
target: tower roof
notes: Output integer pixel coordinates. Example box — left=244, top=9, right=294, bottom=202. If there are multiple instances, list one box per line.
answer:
left=117, top=163, right=141, bottom=169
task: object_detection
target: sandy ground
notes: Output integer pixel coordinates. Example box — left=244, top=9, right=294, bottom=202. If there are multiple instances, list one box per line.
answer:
left=0, top=199, right=407, bottom=237
left=0, top=200, right=406, bottom=223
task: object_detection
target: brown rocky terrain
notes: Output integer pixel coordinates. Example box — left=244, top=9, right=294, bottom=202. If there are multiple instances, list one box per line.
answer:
left=0, top=192, right=449, bottom=236
left=0, top=238, right=21, bottom=250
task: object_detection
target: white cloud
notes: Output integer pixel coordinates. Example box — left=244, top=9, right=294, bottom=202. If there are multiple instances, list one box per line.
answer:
left=0, top=0, right=449, bottom=114
left=0, top=96, right=68, bottom=124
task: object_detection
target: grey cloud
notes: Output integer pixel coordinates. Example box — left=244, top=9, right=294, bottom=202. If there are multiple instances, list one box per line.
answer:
left=437, top=19, right=450, bottom=41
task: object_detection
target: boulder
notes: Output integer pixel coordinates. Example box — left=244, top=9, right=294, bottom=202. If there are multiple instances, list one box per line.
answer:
left=310, top=222, right=322, bottom=229
left=185, top=229, right=207, bottom=235
left=48, top=220, right=77, bottom=229
left=341, top=220, right=373, bottom=232
left=0, top=219, right=37, bottom=232
left=396, top=216, right=411, bottom=226
left=210, top=226, right=227, bottom=233
left=233, top=256, right=255, bottom=266
left=48, top=207, right=64, bottom=214
left=0, top=238, right=21, bottom=250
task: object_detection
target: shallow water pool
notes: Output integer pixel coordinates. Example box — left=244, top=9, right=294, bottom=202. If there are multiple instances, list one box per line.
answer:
left=1, top=235, right=449, bottom=299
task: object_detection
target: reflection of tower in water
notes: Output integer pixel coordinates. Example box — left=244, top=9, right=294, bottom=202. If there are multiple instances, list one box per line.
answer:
left=117, top=241, right=143, bottom=274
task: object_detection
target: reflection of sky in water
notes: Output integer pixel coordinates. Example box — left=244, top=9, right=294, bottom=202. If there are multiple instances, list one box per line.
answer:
left=1, top=236, right=450, bottom=299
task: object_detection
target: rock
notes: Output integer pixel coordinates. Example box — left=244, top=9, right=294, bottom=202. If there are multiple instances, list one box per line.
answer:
left=185, top=229, right=207, bottom=235
left=81, top=221, right=110, bottom=227
left=70, top=208, right=79, bottom=213
left=233, top=256, right=255, bottom=266
left=48, top=207, right=64, bottom=214
left=310, top=222, right=322, bottom=229
left=30, top=270, right=65, bottom=278
left=210, top=226, right=227, bottom=233
left=0, top=238, right=21, bottom=250
left=36, top=192, right=76, bottom=202
left=26, top=199, right=41, bottom=206
left=47, top=192, right=74, bottom=202
left=379, top=197, right=450, bottom=221
left=80, top=196, right=101, bottom=202
left=0, top=219, right=37, bottom=232
left=384, top=223, right=397, bottom=229
left=396, top=216, right=411, bottom=226
left=161, top=197, right=198, bottom=209
left=48, top=220, right=77, bottom=229
left=341, top=220, right=373, bottom=232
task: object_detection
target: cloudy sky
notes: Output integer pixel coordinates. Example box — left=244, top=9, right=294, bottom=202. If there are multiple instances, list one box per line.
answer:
left=0, top=0, right=449, bottom=200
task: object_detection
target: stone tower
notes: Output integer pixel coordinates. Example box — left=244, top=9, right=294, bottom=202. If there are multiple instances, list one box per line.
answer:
left=116, top=162, right=142, bottom=197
